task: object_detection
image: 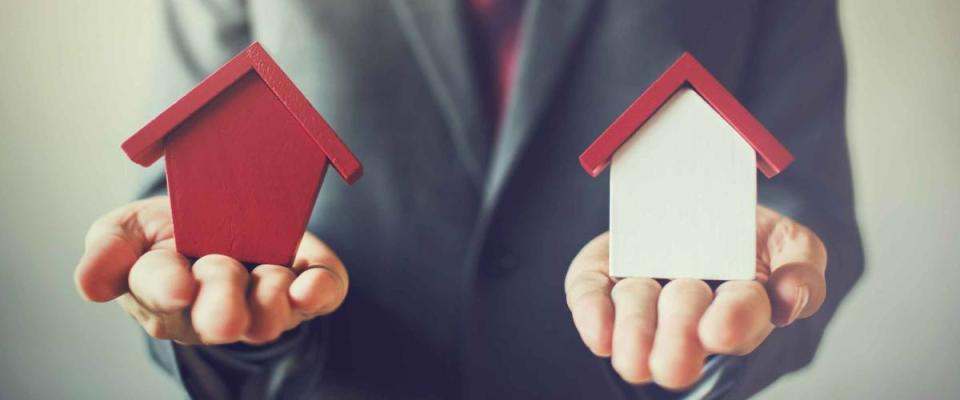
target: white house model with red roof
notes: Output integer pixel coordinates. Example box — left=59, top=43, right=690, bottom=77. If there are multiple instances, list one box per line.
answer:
left=579, top=53, right=794, bottom=280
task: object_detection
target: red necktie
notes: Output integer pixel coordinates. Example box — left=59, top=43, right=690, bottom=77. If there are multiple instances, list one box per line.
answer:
left=468, top=0, right=525, bottom=127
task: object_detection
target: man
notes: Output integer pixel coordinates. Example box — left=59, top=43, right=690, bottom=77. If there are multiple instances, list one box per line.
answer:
left=74, top=1, right=862, bottom=398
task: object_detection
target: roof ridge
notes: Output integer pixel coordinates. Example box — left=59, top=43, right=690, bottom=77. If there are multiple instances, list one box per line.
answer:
left=578, top=52, right=793, bottom=178
left=121, top=42, right=362, bottom=183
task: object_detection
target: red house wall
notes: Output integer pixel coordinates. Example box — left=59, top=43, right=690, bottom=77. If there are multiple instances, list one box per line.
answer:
left=164, top=71, right=329, bottom=266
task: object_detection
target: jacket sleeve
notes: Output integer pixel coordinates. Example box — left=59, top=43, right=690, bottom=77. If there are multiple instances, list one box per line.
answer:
left=138, top=2, right=329, bottom=399
left=709, top=1, right=864, bottom=398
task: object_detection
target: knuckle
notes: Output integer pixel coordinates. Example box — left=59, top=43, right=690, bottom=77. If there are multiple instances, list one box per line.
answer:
left=309, top=263, right=348, bottom=288
left=142, top=247, right=179, bottom=261
left=84, top=219, right=121, bottom=250
left=118, top=295, right=150, bottom=321
left=616, top=366, right=652, bottom=385
left=142, top=318, right=170, bottom=339
left=720, top=281, right=769, bottom=305
left=252, top=264, right=295, bottom=283
left=658, top=377, right=699, bottom=392
left=194, top=254, right=248, bottom=281
left=742, top=281, right=769, bottom=298
left=703, top=329, right=742, bottom=354
left=307, top=288, right=345, bottom=317
left=727, top=345, right=756, bottom=356
left=86, top=216, right=110, bottom=240
left=663, top=278, right=711, bottom=296
left=253, top=263, right=287, bottom=274
left=725, top=304, right=757, bottom=333
left=308, top=298, right=341, bottom=317
left=258, top=280, right=292, bottom=296
left=649, top=362, right=701, bottom=391
left=608, top=282, right=629, bottom=303
left=315, top=265, right=347, bottom=292
left=621, top=313, right=657, bottom=339
left=284, top=315, right=303, bottom=331
left=196, top=329, right=235, bottom=346
left=612, top=358, right=636, bottom=383
left=134, top=249, right=183, bottom=273
left=194, top=310, right=250, bottom=344
left=195, top=254, right=237, bottom=267
left=612, top=278, right=661, bottom=299
left=90, top=208, right=124, bottom=232
left=246, top=326, right=284, bottom=345
left=264, top=327, right=284, bottom=343
left=566, top=271, right=613, bottom=307
left=701, top=309, right=768, bottom=355
left=706, top=331, right=758, bottom=356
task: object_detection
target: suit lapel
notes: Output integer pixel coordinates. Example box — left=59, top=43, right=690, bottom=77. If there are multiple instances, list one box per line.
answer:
left=391, top=0, right=491, bottom=190
left=482, top=0, right=596, bottom=208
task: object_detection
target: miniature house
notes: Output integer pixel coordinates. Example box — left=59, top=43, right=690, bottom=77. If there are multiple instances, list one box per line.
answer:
left=579, top=53, right=793, bottom=280
left=122, top=42, right=362, bottom=266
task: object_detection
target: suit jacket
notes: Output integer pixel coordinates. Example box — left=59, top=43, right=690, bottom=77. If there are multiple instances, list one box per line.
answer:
left=140, top=1, right=863, bottom=399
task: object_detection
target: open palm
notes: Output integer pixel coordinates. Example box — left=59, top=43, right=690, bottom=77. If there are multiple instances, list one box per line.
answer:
left=565, top=205, right=827, bottom=389
left=75, top=196, right=349, bottom=345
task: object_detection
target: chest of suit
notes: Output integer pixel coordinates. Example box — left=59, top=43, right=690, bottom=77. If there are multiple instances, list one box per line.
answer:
left=241, top=1, right=765, bottom=397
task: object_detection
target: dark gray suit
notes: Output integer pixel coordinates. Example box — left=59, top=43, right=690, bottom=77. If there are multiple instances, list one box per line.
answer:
left=141, top=1, right=862, bottom=399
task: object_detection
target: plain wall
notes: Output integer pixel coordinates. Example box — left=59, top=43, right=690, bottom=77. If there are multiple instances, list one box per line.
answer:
left=0, top=1, right=956, bottom=399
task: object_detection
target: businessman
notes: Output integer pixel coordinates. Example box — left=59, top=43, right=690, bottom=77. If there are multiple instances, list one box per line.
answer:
left=74, top=1, right=862, bottom=398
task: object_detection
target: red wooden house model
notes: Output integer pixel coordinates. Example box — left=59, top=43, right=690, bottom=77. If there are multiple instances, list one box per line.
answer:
left=122, top=42, right=362, bottom=266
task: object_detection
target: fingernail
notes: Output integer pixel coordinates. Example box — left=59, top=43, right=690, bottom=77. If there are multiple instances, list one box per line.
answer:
left=786, top=285, right=810, bottom=326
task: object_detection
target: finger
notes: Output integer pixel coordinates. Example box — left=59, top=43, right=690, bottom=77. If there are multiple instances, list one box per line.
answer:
left=610, top=278, right=661, bottom=384
left=291, top=233, right=346, bottom=277
left=288, top=233, right=349, bottom=315
left=74, top=206, right=149, bottom=302
left=74, top=197, right=172, bottom=302
left=649, top=279, right=713, bottom=390
left=699, top=281, right=773, bottom=355
left=128, top=249, right=196, bottom=313
left=245, top=265, right=296, bottom=344
left=565, top=232, right=615, bottom=357
left=289, top=266, right=347, bottom=318
left=761, top=210, right=828, bottom=326
left=191, top=255, right=251, bottom=344
left=118, top=293, right=156, bottom=334
left=768, top=263, right=825, bottom=327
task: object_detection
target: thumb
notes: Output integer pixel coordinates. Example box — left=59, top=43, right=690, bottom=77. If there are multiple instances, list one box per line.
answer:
left=760, top=208, right=828, bottom=326
left=74, top=198, right=166, bottom=302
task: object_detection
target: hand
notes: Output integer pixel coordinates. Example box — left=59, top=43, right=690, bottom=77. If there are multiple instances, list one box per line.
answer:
left=565, top=205, right=827, bottom=390
left=74, top=196, right=348, bottom=345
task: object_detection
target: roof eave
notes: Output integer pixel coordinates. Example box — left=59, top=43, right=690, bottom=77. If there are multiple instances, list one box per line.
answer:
left=245, top=43, right=363, bottom=184
left=578, top=52, right=794, bottom=179
left=121, top=47, right=256, bottom=167
left=120, top=42, right=363, bottom=184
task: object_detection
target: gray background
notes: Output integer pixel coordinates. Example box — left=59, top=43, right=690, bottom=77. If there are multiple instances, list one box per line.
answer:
left=1, top=1, right=957, bottom=399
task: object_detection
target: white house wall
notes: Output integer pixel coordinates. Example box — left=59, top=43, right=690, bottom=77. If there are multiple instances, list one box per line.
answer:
left=609, top=87, right=756, bottom=280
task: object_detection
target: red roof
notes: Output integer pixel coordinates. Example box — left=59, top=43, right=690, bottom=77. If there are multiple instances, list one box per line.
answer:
left=579, top=52, right=793, bottom=178
left=122, top=42, right=362, bottom=184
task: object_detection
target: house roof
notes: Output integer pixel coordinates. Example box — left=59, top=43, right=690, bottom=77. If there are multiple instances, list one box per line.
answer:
left=579, top=52, right=793, bottom=178
left=122, top=42, right=362, bottom=184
